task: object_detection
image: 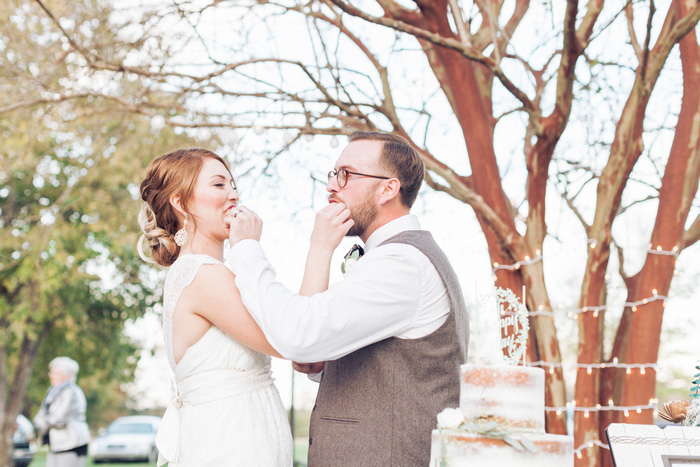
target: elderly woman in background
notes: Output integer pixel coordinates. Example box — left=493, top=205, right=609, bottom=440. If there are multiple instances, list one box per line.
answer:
left=33, top=357, right=90, bottom=467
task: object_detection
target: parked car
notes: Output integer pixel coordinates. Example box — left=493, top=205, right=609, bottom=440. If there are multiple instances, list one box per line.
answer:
left=13, top=414, right=36, bottom=467
left=90, top=415, right=160, bottom=464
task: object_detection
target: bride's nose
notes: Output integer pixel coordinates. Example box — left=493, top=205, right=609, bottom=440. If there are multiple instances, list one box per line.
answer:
left=228, top=187, right=239, bottom=203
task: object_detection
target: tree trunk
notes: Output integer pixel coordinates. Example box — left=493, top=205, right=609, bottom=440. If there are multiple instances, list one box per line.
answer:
left=0, top=318, right=11, bottom=467
left=0, top=321, right=51, bottom=467
left=599, top=4, right=700, bottom=463
left=0, top=418, right=15, bottom=467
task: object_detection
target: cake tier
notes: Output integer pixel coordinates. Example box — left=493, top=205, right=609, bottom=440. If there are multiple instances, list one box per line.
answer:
left=460, top=364, right=545, bottom=432
left=430, top=429, right=573, bottom=467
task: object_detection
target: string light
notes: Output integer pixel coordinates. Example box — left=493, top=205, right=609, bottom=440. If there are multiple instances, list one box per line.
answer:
left=492, top=253, right=543, bottom=272
left=525, top=360, right=659, bottom=372
left=647, top=244, right=680, bottom=257
left=505, top=292, right=672, bottom=319
left=545, top=399, right=657, bottom=413
left=573, top=440, right=610, bottom=457
left=527, top=310, right=554, bottom=317
left=481, top=249, right=682, bottom=462
left=485, top=246, right=683, bottom=319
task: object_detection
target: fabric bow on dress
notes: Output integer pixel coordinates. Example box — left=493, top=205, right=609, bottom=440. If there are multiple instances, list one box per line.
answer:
left=156, top=359, right=273, bottom=465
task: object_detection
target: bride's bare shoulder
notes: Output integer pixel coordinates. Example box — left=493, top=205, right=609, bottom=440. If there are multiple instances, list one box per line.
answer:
left=187, top=262, right=240, bottom=298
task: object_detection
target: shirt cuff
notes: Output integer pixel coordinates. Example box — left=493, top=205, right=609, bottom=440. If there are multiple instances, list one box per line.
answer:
left=307, top=370, right=323, bottom=383
left=224, top=239, right=266, bottom=274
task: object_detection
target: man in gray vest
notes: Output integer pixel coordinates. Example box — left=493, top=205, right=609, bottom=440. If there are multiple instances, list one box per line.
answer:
left=226, top=131, right=469, bottom=466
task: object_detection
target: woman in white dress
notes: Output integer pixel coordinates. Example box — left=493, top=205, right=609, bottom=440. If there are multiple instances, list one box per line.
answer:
left=137, top=148, right=351, bottom=466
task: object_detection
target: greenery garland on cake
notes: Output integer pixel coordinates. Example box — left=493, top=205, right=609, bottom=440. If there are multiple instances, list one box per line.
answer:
left=437, top=409, right=537, bottom=458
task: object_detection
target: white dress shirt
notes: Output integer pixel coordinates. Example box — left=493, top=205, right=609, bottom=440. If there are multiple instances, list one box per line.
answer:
left=225, top=214, right=449, bottom=362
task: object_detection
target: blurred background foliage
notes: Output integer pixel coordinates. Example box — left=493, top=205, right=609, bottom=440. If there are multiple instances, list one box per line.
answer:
left=0, top=0, right=211, bottom=432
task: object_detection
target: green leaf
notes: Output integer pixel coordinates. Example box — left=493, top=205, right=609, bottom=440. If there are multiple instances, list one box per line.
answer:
left=520, top=437, right=538, bottom=453
left=503, top=436, right=524, bottom=451
left=479, top=421, right=499, bottom=432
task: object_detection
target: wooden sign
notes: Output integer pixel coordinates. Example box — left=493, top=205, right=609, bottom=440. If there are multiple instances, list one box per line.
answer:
left=606, top=423, right=700, bottom=466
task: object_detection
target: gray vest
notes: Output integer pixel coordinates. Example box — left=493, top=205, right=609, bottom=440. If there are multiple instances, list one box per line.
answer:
left=308, top=230, right=468, bottom=466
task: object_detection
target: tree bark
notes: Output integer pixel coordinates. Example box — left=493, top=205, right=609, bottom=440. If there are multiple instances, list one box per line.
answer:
left=599, top=3, right=700, bottom=465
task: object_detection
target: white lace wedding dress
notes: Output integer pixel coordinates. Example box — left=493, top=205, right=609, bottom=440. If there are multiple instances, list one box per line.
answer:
left=155, top=254, right=293, bottom=466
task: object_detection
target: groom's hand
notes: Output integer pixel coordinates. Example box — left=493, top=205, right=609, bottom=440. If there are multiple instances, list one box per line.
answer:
left=292, top=361, right=325, bottom=374
left=310, top=203, right=354, bottom=254
left=225, top=206, right=262, bottom=246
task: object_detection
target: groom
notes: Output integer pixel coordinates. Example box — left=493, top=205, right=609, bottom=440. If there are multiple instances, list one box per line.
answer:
left=226, top=131, right=468, bottom=466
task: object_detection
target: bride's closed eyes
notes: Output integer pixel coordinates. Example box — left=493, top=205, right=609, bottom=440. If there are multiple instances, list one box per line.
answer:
left=210, top=175, right=237, bottom=191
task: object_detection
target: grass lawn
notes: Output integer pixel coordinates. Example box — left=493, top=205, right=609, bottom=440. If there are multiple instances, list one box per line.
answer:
left=294, top=438, right=309, bottom=465
left=29, top=450, right=151, bottom=466
left=29, top=439, right=309, bottom=466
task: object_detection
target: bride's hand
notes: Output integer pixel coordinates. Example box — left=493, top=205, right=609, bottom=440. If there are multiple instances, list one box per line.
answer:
left=310, top=203, right=354, bottom=253
left=225, top=206, right=262, bottom=246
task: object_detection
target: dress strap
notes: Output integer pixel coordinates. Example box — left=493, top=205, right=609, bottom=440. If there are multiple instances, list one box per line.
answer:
left=162, top=255, right=223, bottom=370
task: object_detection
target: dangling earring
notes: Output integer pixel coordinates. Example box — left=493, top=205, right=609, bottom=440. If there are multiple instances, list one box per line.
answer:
left=174, top=214, right=188, bottom=246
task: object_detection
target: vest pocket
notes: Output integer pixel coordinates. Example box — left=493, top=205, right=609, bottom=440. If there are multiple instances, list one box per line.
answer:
left=319, top=416, right=360, bottom=425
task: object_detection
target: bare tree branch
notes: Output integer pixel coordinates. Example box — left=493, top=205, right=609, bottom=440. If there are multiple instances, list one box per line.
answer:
left=639, top=1, right=656, bottom=83
left=613, top=241, right=631, bottom=285
left=625, top=2, right=643, bottom=60
left=447, top=0, right=472, bottom=47
left=559, top=190, right=592, bottom=234
left=325, top=0, right=539, bottom=123
left=682, top=213, right=700, bottom=249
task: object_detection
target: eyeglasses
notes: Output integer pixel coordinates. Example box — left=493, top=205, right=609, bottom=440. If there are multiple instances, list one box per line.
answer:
left=327, top=168, right=390, bottom=188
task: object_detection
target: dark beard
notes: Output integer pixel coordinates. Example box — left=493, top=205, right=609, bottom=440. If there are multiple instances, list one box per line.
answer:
left=346, top=196, right=378, bottom=238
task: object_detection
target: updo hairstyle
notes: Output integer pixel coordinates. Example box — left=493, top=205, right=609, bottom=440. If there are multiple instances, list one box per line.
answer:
left=138, top=148, right=232, bottom=267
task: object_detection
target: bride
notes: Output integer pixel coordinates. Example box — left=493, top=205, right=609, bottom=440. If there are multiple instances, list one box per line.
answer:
left=138, top=148, right=352, bottom=466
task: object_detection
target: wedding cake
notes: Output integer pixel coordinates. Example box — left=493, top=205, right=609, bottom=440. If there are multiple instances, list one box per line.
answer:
left=429, top=287, right=573, bottom=466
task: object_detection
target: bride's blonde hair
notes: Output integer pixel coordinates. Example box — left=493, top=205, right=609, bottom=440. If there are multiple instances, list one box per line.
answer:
left=138, top=148, right=232, bottom=267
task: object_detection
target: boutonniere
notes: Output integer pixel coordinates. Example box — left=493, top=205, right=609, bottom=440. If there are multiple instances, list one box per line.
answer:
left=341, top=244, right=364, bottom=276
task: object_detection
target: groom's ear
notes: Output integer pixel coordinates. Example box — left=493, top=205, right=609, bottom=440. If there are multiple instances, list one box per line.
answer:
left=377, top=178, right=401, bottom=206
